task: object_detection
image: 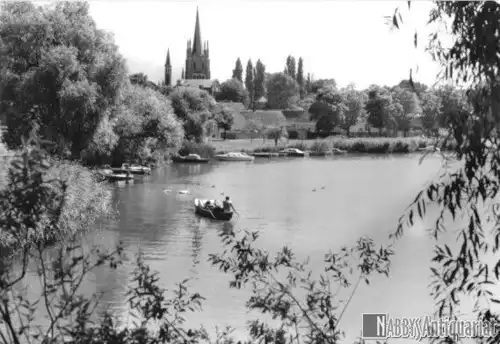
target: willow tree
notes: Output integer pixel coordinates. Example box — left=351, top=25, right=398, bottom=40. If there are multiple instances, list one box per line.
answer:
left=392, top=3, right=500, bottom=343
left=0, top=1, right=128, bottom=159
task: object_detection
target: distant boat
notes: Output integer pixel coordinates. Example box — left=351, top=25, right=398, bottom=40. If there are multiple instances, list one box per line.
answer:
left=172, top=153, right=210, bottom=163
left=194, top=198, right=233, bottom=221
left=99, top=169, right=134, bottom=182
left=279, top=148, right=306, bottom=157
left=124, top=163, right=151, bottom=174
left=112, top=163, right=151, bottom=175
left=215, top=152, right=255, bottom=161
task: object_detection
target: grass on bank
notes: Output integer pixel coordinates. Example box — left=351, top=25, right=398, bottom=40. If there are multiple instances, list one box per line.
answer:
left=206, top=137, right=457, bottom=155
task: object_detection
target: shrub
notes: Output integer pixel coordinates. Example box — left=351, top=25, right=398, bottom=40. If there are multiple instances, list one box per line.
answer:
left=177, top=140, right=216, bottom=158
left=0, top=137, right=113, bottom=255
left=307, top=140, right=331, bottom=153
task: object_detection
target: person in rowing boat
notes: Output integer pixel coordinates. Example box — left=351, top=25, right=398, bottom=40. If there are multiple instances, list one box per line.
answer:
left=222, top=196, right=237, bottom=214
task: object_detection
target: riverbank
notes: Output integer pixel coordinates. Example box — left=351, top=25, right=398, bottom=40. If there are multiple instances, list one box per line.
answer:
left=0, top=152, right=113, bottom=255
left=207, top=137, right=456, bottom=156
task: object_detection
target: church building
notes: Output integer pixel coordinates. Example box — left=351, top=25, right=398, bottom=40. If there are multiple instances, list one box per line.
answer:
left=164, top=8, right=219, bottom=95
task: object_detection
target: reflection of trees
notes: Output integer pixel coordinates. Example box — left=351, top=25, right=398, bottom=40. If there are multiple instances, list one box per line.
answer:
left=171, top=163, right=215, bottom=177
left=191, top=218, right=203, bottom=266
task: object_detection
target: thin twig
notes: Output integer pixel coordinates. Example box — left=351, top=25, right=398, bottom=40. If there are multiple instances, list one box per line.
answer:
left=336, top=274, right=363, bottom=328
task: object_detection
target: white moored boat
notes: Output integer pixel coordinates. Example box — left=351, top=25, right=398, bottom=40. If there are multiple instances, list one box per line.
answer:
left=215, top=152, right=255, bottom=161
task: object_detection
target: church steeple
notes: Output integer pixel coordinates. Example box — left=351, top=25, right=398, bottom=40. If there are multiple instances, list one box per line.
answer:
left=165, top=49, right=171, bottom=66
left=164, top=48, right=172, bottom=86
left=192, top=6, right=202, bottom=55
left=184, top=7, right=211, bottom=81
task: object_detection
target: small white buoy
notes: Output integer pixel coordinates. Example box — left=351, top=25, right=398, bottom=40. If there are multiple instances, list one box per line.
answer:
left=178, top=190, right=190, bottom=194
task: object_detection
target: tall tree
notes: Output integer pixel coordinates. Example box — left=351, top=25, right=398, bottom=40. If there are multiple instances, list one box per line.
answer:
left=232, top=58, right=243, bottom=82
left=216, top=78, right=249, bottom=105
left=284, top=55, right=296, bottom=79
left=390, top=86, right=421, bottom=136
left=365, top=88, right=394, bottom=135
left=254, top=59, right=266, bottom=101
left=339, top=87, right=366, bottom=137
left=305, top=73, right=312, bottom=94
left=297, top=57, right=305, bottom=99
left=310, top=87, right=346, bottom=134
left=112, top=84, right=184, bottom=164
left=0, top=1, right=128, bottom=158
left=169, top=87, right=217, bottom=142
left=211, top=105, right=235, bottom=139
left=266, top=73, right=299, bottom=109
left=419, top=90, right=442, bottom=136
left=311, top=79, right=336, bottom=93
left=245, top=59, right=254, bottom=108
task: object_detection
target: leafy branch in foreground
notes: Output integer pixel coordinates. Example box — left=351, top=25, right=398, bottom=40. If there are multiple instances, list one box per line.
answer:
left=389, top=2, right=500, bottom=344
left=209, top=230, right=393, bottom=344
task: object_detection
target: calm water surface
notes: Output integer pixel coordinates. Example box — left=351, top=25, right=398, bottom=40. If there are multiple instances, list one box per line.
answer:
left=25, top=154, right=459, bottom=343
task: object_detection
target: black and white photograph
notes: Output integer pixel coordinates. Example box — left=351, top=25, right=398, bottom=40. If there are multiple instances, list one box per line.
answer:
left=0, top=1, right=499, bottom=343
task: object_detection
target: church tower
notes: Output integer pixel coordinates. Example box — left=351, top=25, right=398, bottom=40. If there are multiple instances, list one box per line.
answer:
left=164, top=49, right=172, bottom=86
left=185, top=7, right=210, bottom=80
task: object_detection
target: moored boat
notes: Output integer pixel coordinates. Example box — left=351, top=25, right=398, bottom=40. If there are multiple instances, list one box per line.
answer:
left=194, top=198, right=233, bottom=221
left=215, top=152, right=255, bottom=161
left=125, top=163, right=151, bottom=174
left=172, top=153, right=210, bottom=163
left=278, top=148, right=307, bottom=157
left=99, top=169, right=134, bottom=182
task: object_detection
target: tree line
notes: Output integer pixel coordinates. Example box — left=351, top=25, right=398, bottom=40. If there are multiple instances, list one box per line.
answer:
left=219, top=55, right=472, bottom=141
left=308, top=80, right=467, bottom=138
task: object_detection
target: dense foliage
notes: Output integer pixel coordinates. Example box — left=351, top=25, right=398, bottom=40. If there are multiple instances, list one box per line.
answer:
left=266, top=73, right=300, bottom=109
left=216, top=78, right=249, bottom=105
left=169, top=87, right=235, bottom=142
left=0, top=1, right=186, bottom=166
left=0, top=1, right=128, bottom=159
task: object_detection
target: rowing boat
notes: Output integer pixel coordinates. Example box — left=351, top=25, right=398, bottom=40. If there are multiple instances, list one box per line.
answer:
left=194, top=198, right=233, bottom=221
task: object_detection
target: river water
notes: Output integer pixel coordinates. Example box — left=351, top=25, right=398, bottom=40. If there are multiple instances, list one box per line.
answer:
left=86, top=154, right=454, bottom=343
left=13, top=154, right=462, bottom=343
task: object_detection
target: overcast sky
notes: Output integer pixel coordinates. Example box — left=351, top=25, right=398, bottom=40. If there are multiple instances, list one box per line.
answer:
left=88, top=1, right=443, bottom=89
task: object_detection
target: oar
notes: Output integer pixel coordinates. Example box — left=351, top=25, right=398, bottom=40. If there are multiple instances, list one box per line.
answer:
left=207, top=208, right=216, bottom=219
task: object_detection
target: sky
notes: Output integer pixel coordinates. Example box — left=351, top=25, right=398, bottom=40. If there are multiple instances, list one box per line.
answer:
left=88, top=1, right=444, bottom=90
